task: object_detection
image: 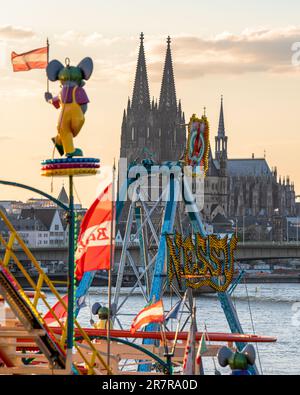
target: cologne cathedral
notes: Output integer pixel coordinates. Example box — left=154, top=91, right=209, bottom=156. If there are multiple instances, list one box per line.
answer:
left=120, top=33, right=186, bottom=163
left=119, top=33, right=296, bottom=237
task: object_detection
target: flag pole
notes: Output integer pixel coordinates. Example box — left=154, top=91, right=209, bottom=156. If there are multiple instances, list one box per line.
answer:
left=191, top=298, right=197, bottom=375
left=160, top=322, right=172, bottom=374
left=107, top=159, right=116, bottom=374
left=171, top=290, right=187, bottom=356
left=46, top=38, right=50, bottom=93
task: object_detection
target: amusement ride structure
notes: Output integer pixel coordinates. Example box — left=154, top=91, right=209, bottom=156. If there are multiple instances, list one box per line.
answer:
left=0, top=54, right=276, bottom=375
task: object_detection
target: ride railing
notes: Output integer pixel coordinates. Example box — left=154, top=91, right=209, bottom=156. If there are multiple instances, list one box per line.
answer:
left=0, top=209, right=112, bottom=375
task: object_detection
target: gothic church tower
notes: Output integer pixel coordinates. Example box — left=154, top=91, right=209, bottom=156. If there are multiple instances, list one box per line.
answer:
left=158, top=36, right=186, bottom=161
left=120, top=33, right=186, bottom=164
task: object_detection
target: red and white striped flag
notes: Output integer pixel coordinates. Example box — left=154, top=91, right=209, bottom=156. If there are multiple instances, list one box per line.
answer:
left=43, top=295, right=68, bottom=327
left=11, top=46, right=48, bottom=72
left=130, top=300, right=165, bottom=334
left=75, top=183, right=115, bottom=281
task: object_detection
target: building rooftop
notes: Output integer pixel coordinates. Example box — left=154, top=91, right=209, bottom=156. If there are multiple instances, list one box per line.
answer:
left=228, top=158, right=272, bottom=177
left=19, top=208, right=57, bottom=230
left=58, top=186, right=69, bottom=205
left=212, top=213, right=232, bottom=225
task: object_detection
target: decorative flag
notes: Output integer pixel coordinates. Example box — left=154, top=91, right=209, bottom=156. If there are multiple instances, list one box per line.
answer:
left=75, top=183, right=115, bottom=281
left=196, top=333, right=208, bottom=366
left=130, top=300, right=164, bottom=334
left=11, top=46, right=48, bottom=72
left=43, top=295, right=68, bottom=327
left=165, top=298, right=183, bottom=322
left=182, top=313, right=196, bottom=375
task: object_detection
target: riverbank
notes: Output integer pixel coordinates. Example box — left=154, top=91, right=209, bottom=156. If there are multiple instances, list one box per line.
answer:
left=14, top=271, right=300, bottom=292
left=241, top=273, right=300, bottom=283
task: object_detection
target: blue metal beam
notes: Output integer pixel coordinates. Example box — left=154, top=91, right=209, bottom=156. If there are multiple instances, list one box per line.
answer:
left=228, top=270, right=245, bottom=295
left=182, top=177, right=259, bottom=375
left=139, top=176, right=180, bottom=372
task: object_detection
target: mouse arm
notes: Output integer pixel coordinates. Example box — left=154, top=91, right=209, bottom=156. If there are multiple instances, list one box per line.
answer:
left=44, top=92, right=61, bottom=109
left=81, top=103, right=88, bottom=114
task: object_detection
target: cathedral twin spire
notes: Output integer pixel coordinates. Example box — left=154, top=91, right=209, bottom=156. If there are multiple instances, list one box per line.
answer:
left=159, top=36, right=177, bottom=113
left=131, top=32, right=151, bottom=112
left=128, top=33, right=227, bottom=163
left=130, top=33, right=178, bottom=115
left=121, top=33, right=186, bottom=163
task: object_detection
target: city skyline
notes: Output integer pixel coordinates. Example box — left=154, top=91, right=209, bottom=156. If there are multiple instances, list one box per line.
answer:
left=1, top=1, right=300, bottom=207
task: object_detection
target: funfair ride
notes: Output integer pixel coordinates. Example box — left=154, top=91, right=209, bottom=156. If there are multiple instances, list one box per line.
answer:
left=0, top=56, right=276, bottom=375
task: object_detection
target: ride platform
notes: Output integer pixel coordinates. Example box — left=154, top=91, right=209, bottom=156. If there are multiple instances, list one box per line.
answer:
left=0, top=209, right=111, bottom=375
left=41, top=157, right=100, bottom=177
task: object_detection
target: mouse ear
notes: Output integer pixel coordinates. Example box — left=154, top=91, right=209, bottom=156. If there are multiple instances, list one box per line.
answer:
left=77, top=57, right=93, bottom=80
left=217, top=346, right=233, bottom=367
left=242, top=344, right=256, bottom=366
left=91, top=302, right=102, bottom=316
left=46, top=59, right=64, bottom=81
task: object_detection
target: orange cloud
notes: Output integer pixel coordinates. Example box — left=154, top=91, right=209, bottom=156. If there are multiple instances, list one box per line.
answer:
left=146, top=27, right=300, bottom=78
left=0, top=135, right=12, bottom=141
left=0, top=25, right=35, bottom=40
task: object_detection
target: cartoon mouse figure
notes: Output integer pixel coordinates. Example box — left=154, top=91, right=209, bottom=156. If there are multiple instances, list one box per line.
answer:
left=45, top=57, right=93, bottom=157
left=218, top=344, right=256, bottom=375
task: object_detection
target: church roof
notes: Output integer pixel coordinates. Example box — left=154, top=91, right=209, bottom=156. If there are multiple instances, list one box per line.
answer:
left=228, top=158, right=271, bottom=177
left=212, top=213, right=231, bottom=224
left=217, top=95, right=225, bottom=137
left=58, top=186, right=69, bottom=205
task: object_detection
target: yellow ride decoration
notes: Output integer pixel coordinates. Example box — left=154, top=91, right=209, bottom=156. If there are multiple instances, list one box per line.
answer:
left=166, top=232, right=238, bottom=292
left=41, top=168, right=98, bottom=177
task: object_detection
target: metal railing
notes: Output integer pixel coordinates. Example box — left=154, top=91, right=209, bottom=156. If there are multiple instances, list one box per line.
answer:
left=0, top=209, right=112, bottom=375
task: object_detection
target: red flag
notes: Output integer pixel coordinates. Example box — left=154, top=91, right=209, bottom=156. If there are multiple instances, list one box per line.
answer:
left=43, top=295, right=68, bottom=327
left=11, top=46, right=48, bottom=72
left=130, top=300, right=165, bottom=334
left=182, top=313, right=196, bottom=374
left=75, top=183, right=115, bottom=281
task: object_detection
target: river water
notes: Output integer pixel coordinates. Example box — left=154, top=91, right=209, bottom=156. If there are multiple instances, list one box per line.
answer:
left=45, top=283, right=300, bottom=375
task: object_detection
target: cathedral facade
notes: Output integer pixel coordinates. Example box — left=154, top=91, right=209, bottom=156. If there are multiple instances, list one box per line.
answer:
left=119, top=34, right=296, bottom=231
left=120, top=33, right=186, bottom=164
left=204, top=96, right=296, bottom=225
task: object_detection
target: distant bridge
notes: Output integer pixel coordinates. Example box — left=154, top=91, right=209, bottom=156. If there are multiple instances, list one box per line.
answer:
left=1, top=242, right=300, bottom=266
left=235, top=242, right=300, bottom=261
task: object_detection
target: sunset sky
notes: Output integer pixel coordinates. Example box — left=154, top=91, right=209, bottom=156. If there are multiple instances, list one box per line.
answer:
left=1, top=0, right=300, bottom=207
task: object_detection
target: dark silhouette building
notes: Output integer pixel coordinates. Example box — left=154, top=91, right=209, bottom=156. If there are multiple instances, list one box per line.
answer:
left=120, top=33, right=186, bottom=164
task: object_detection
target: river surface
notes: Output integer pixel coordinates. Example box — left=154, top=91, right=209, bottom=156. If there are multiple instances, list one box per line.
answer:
left=44, top=283, right=300, bottom=375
